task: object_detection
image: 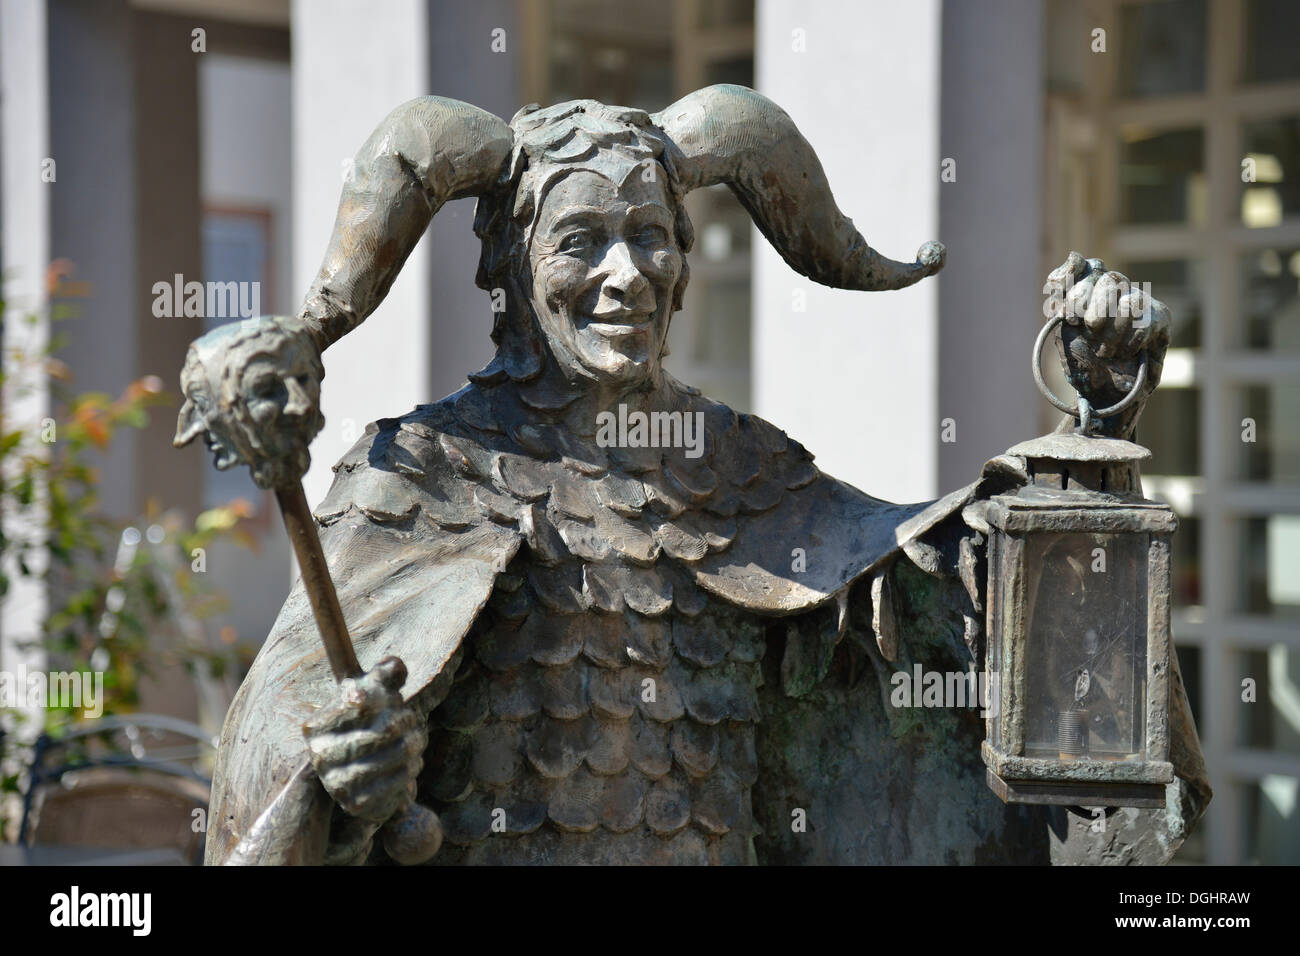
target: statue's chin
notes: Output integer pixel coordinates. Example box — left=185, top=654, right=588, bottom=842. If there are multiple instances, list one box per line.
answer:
left=568, top=343, right=656, bottom=391
left=212, top=450, right=240, bottom=472
left=248, top=445, right=311, bottom=490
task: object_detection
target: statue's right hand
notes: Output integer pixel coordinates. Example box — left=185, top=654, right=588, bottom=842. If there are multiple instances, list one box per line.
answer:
left=303, top=657, right=427, bottom=824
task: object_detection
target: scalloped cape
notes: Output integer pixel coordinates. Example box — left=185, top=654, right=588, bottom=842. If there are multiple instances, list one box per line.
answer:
left=205, top=376, right=979, bottom=863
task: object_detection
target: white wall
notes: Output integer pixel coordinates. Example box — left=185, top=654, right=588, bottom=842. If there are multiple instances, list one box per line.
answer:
left=292, top=0, right=432, bottom=510
left=753, top=0, right=942, bottom=504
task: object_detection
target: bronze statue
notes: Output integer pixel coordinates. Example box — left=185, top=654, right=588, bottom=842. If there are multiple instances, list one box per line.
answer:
left=177, top=86, right=1208, bottom=865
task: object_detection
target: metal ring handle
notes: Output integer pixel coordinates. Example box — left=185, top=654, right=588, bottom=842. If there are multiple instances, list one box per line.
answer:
left=1032, top=313, right=1148, bottom=420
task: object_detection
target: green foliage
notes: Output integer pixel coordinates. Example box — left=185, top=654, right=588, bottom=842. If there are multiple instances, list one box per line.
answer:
left=0, top=285, right=256, bottom=838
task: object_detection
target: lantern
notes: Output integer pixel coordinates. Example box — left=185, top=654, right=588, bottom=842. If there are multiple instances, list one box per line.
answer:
left=964, top=316, right=1176, bottom=808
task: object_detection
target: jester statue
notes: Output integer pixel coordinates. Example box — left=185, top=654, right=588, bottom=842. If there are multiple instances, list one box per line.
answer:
left=178, top=85, right=1209, bottom=865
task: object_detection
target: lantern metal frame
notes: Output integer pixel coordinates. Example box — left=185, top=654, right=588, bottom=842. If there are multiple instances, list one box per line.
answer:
left=966, top=437, right=1177, bottom=808
left=961, top=311, right=1181, bottom=808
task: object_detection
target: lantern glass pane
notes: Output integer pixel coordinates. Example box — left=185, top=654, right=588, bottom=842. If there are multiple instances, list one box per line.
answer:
left=1023, top=532, right=1149, bottom=761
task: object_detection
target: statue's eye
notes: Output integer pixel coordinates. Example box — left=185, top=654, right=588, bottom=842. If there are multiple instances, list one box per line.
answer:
left=253, top=377, right=284, bottom=400
left=633, top=225, right=669, bottom=245
left=557, top=231, right=594, bottom=255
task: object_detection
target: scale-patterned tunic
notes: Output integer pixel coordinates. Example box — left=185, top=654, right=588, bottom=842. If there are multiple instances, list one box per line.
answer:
left=322, top=369, right=824, bottom=865
left=421, top=574, right=768, bottom=865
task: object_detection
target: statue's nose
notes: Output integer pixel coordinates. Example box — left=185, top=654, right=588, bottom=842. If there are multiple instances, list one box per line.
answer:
left=283, top=377, right=312, bottom=417
left=598, top=240, right=650, bottom=299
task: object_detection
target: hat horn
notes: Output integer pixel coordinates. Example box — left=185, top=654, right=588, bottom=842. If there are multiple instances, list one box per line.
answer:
left=298, top=96, right=513, bottom=351
left=653, top=84, right=944, bottom=292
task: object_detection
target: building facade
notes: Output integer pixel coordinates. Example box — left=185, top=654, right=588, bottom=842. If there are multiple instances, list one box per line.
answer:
left=2, top=0, right=1296, bottom=864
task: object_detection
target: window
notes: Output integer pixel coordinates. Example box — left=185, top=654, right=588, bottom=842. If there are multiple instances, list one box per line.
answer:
left=1047, top=0, right=1300, bottom=863
left=200, top=206, right=272, bottom=511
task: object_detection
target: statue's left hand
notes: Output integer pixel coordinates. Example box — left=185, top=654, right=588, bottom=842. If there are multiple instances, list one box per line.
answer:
left=1045, top=251, right=1171, bottom=439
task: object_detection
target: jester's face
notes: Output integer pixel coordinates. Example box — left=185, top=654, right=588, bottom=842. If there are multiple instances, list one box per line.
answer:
left=527, top=168, right=683, bottom=390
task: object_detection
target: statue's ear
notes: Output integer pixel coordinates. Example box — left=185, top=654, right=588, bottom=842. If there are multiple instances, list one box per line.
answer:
left=173, top=396, right=206, bottom=448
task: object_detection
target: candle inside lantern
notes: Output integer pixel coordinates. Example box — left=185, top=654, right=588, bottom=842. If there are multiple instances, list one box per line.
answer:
left=1022, top=532, right=1149, bottom=763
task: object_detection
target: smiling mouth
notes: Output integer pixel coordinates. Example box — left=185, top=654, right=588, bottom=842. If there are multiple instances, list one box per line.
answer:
left=585, top=311, right=654, bottom=335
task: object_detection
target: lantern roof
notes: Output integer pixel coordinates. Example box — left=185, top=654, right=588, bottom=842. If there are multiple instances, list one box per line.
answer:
left=1006, top=433, right=1150, bottom=464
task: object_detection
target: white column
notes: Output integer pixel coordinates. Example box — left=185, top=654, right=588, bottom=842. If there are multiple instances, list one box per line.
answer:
left=292, top=0, right=432, bottom=509
left=936, top=0, right=1043, bottom=493
left=0, top=0, right=50, bottom=687
left=753, top=0, right=942, bottom=503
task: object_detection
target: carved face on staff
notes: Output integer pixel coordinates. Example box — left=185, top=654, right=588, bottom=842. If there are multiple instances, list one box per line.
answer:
left=174, top=316, right=325, bottom=488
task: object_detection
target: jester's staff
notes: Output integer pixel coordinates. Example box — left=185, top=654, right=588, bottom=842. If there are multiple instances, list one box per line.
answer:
left=174, top=316, right=441, bottom=865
